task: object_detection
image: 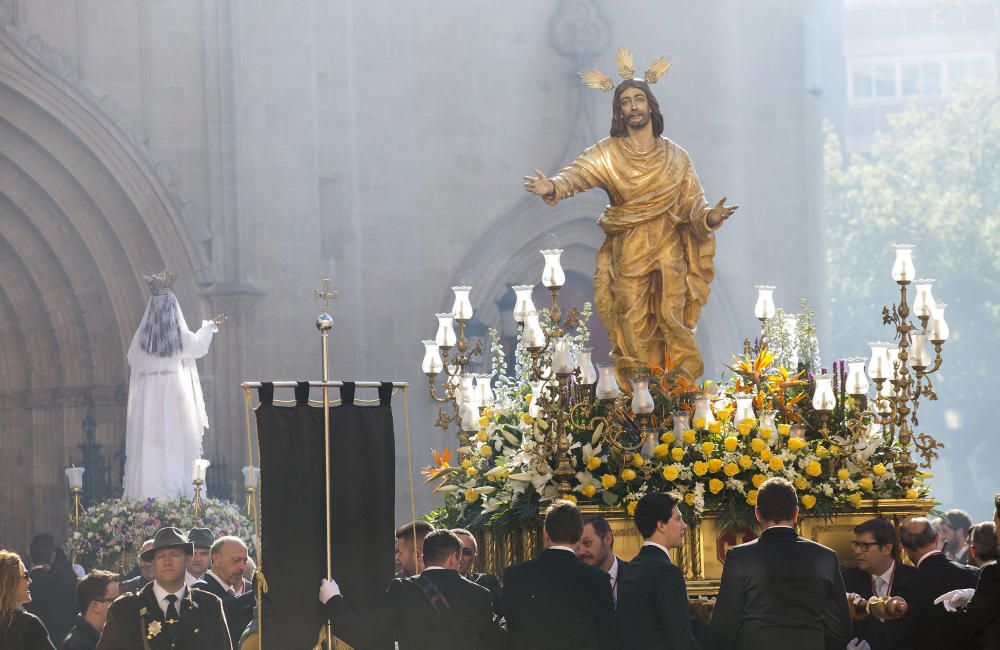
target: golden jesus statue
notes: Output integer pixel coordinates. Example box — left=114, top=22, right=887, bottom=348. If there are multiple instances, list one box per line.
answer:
left=524, top=50, right=737, bottom=381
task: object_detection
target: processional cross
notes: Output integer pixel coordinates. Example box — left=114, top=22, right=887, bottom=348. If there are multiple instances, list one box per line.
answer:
left=313, top=278, right=338, bottom=313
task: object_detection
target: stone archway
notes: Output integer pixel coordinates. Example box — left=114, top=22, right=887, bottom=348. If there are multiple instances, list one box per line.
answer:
left=0, top=27, right=212, bottom=552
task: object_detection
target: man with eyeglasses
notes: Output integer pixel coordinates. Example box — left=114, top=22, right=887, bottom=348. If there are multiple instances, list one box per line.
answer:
left=842, top=518, right=917, bottom=649
left=61, top=571, right=120, bottom=650
left=451, top=528, right=503, bottom=615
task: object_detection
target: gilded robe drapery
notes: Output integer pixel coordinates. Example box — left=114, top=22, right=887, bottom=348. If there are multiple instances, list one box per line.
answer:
left=544, top=136, right=718, bottom=380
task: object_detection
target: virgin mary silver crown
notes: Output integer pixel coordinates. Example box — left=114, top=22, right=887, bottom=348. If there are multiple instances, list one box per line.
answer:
left=143, top=269, right=177, bottom=296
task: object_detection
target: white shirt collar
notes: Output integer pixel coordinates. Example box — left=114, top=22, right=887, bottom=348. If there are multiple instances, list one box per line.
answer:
left=206, top=570, right=241, bottom=595
left=184, top=571, right=198, bottom=588
left=876, top=560, right=895, bottom=584
left=548, top=545, right=577, bottom=555
left=152, top=581, right=186, bottom=616
left=642, top=541, right=670, bottom=556
left=918, top=549, right=942, bottom=567
left=422, top=566, right=449, bottom=572
left=608, top=556, right=619, bottom=579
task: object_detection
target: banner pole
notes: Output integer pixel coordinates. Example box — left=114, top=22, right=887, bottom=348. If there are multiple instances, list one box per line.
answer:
left=314, top=280, right=337, bottom=649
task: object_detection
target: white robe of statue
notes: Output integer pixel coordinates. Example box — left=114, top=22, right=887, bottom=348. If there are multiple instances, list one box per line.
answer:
left=123, top=292, right=217, bottom=500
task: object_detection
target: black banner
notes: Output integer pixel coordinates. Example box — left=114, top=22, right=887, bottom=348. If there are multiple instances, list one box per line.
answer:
left=257, top=382, right=396, bottom=649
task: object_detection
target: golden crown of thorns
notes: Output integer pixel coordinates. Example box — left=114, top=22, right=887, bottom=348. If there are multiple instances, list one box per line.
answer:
left=579, top=48, right=671, bottom=92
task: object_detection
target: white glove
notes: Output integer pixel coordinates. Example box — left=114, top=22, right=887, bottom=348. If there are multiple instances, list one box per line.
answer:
left=319, top=577, right=341, bottom=604
left=933, top=587, right=975, bottom=612
left=847, top=638, right=871, bottom=650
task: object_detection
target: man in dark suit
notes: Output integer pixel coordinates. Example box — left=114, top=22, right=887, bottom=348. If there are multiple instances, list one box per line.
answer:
left=395, top=520, right=435, bottom=578
left=186, top=528, right=215, bottom=585
left=96, top=527, right=231, bottom=650
left=616, top=492, right=699, bottom=649
left=945, top=493, right=1000, bottom=649
left=897, top=516, right=980, bottom=650
left=62, top=570, right=120, bottom=650
left=192, top=536, right=254, bottom=649
left=452, top=528, right=503, bottom=615
left=119, top=540, right=154, bottom=595
left=842, top=517, right=917, bottom=650
left=502, top=499, right=620, bottom=649
left=320, top=529, right=504, bottom=649
left=710, top=477, right=852, bottom=649
left=580, top=516, right=626, bottom=608
left=24, top=533, right=79, bottom=645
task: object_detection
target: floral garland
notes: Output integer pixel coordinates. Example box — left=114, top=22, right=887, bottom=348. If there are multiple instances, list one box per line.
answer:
left=65, top=496, right=255, bottom=570
left=425, top=302, right=930, bottom=533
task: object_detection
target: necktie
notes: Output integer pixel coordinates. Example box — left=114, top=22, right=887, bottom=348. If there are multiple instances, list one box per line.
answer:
left=165, top=594, right=180, bottom=623
left=876, top=576, right=888, bottom=598
left=610, top=576, right=618, bottom=605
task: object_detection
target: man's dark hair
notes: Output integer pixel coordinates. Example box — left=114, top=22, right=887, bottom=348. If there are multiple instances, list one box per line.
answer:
left=544, top=500, right=584, bottom=545
left=421, top=530, right=463, bottom=567
left=76, top=570, right=119, bottom=615
left=855, top=518, right=897, bottom=553
left=943, top=509, right=973, bottom=534
left=29, top=533, right=56, bottom=566
left=395, top=520, right=434, bottom=547
left=899, top=517, right=938, bottom=551
left=450, top=528, right=474, bottom=539
left=994, top=493, right=1000, bottom=518
left=610, top=79, right=664, bottom=138
left=634, top=492, right=681, bottom=538
left=969, top=521, right=1000, bottom=562
left=756, top=477, right=798, bottom=523
left=584, top=515, right=613, bottom=539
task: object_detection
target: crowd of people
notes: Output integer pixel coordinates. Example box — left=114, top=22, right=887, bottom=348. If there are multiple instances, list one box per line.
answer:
left=1, top=485, right=997, bottom=649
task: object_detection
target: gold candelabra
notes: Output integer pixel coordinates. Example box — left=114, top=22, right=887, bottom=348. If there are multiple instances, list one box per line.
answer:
left=192, top=478, right=204, bottom=518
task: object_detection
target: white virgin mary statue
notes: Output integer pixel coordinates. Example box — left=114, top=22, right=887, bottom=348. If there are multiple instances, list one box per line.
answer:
left=123, top=270, right=222, bottom=500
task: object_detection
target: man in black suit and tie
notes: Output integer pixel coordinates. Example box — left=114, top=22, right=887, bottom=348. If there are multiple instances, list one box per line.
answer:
left=192, top=537, right=254, bottom=649
left=452, top=528, right=504, bottom=615
left=896, top=516, right=979, bottom=650
left=842, top=517, right=917, bottom=649
left=710, top=477, right=852, bottom=650
left=320, top=529, right=504, bottom=649
left=502, top=499, right=620, bottom=649
left=579, top=516, right=626, bottom=608
left=96, top=527, right=231, bottom=650
left=616, top=492, right=699, bottom=649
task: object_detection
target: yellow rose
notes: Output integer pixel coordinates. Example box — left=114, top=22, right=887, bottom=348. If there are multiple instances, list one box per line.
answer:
left=759, top=448, right=772, bottom=462
left=737, top=422, right=753, bottom=437
left=480, top=445, right=493, bottom=458
left=769, top=456, right=784, bottom=471
left=654, top=443, right=670, bottom=458
left=758, top=427, right=774, bottom=440
left=587, top=456, right=602, bottom=471
left=724, top=462, right=740, bottom=477
left=905, top=488, right=919, bottom=499
left=741, top=417, right=757, bottom=428
left=684, top=493, right=695, bottom=506
left=837, top=468, right=850, bottom=481
left=794, top=476, right=808, bottom=490
left=632, top=454, right=645, bottom=468
left=708, top=421, right=723, bottom=434
left=815, top=444, right=829, bottom=458
left=752, top=473, right=767, bottom=488
left=480, top=408, right=492, bottom=420
left=476, top=430, right=489, bottom=442
left=859, top=477, right=874, bottom=491
left=717, top=407, right=733, bottom=421
left=662, top=465, right=679, bottom=481
left=707, top=458, right=723, bottom=473
left=847, top=492, right=863, bottom=508
left=777, top=423, right=791, bottom=437
left=709, top=478, right=725, bottom=494
left=627, top=500, right=638, bottom=516
left=693, top=461, right=709, bottom=477
left=801, top=494, right=817, bottom=509
left=465, top=488, right=479, bottom=503
left=621, top=469, right=637, bottom=482
left=806, top=461, right=823, bottom=477
left=466, top=467, right=478, bottom=476
left=724, top=436, right=739, bottom=452
left=873, top=463, right=886, bottom=476
left=478, top=416, right=490, bottom=429
left=750, top=438, right=766, bottom=453
left=461, top=459, right=473, bottom=469
left=746, top=490, right=758, bottom=506
left=671, top=447, right=685, bottom=462
left=787, top=437, right=806, bottom=451
left=521, top=413, right=534, bottom=425
left=702, top=441, right=715, bottom=456
left=581, top=483, right=597, bottom=498
left=561, top=493, right=578, bottom=504
left=738, top=454, right=753, bottom=469
left=693, top=417, right=707, bottom=430
left=829, top=445, right=841, bottom=456
left=683, top=429, right=697, bottom=445
left=660, top=431, right=675, bottom=445
left=601, top=474, right=617, bottom=489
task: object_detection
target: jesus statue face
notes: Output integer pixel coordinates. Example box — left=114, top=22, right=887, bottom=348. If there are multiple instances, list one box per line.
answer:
left=618, top=86, right=651, bottom=130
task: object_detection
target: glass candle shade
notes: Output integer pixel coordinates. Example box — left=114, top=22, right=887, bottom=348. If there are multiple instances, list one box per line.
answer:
left=241, top=466, right=261, bottom=489
left=867, top=341, right=891, bottom=380
left=512, top=285, right=536, bottom=324
left=845, top=358, right=870, bottom=396
left=522, top=311, right=546, bottom=350
left=630, top=378, right=655, bottom=415
left=891, top=244, right=916, bottom=282
left=551, top=337, right=576, bottom=375
left=754, top=285, right=777, bottom=320
left=672, top=410, right=692, bottom=442
left=65, top=466, right=84, bottom=490
left=578, top=348, right=597, bottom=385
left=734, top=394, right=756, bottom=424
left=912, top=279, right=936, bottom=318
left=451, top=286, right=474, bottom=321
left=929, top=304, right=949, bottom=342
left=540, top=249, right=566, bottom=288
left=693, top=395, right=715, bottom=427
left=435, top=313, right=457, bottom=348
left=475, top=374, right=494, bottom=408
left=811, top=375, right=836, bottom=412
left=595, top=363, right=620, bottom=400
left=421, top=340, right=443, bottom=375
left=192, top=459, right=211, bottom=482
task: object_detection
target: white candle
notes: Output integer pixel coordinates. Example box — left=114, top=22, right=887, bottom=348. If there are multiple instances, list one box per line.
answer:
left=192, top=458, right=211, bottom=483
